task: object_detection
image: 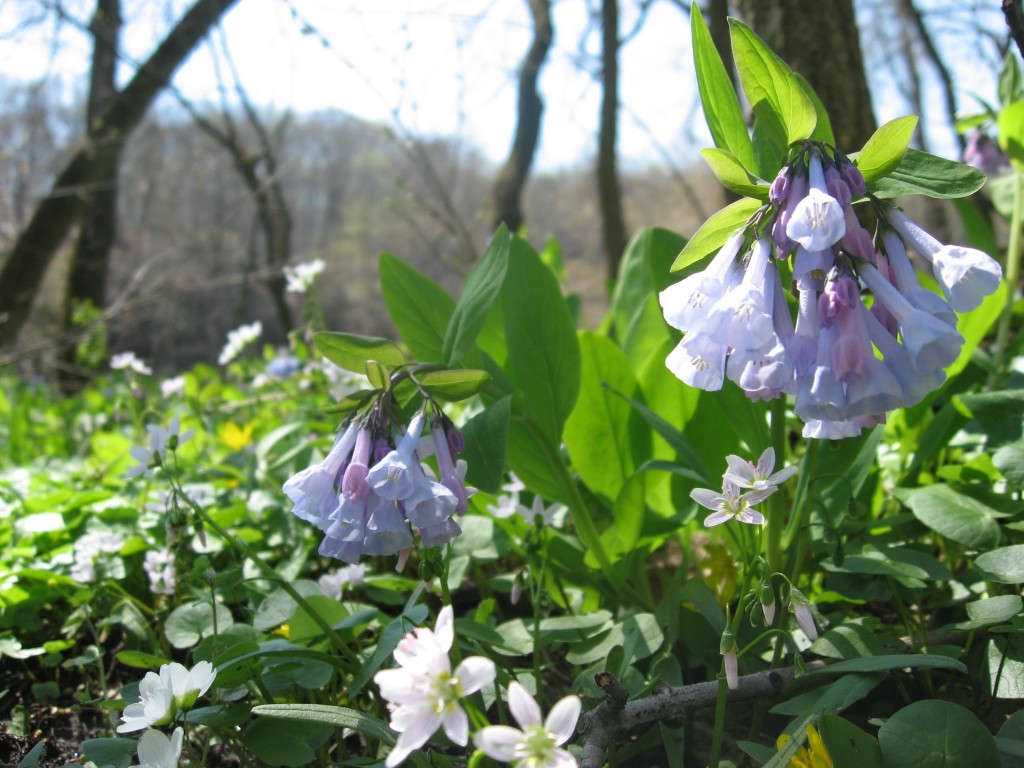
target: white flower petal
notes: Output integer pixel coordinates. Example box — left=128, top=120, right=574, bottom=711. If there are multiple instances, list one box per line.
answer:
left=689, top=488, right=724, bottom=511
left=455, top=656, right=496, bottom=694
left=703, top=510, right=732, bottom=527
left=474, top=725, right=524, bottom=761
left=442, top=704, right=469, bottom=746
left=544, top=695, right=582, bottom=745
left=434, top=605, right=455, bottom=653
left=508, top=681, right=542, bottom=729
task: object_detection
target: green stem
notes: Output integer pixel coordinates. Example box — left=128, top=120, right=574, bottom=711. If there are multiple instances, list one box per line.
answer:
left=992, top=169, right=1023, bottom=388
left=765, top=399, right=788, bottom=573
left=707, top=677, right=729, bottom=768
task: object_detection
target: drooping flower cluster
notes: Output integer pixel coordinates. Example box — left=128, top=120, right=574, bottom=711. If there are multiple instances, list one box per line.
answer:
left=283, top=408, right=472, bottom=565
left=374, top=606, right=496, bottom=767
left=661, top=142, right=1003, bottom=438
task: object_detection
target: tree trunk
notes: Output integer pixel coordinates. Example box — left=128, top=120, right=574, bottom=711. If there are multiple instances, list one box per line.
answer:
left=0, top=0, right=241, bottom=350
left=58, top=0, right=122, bottom=389
left=598, top=0, right=628, bottom=282
left=490, top=0, right=553, bottom=234
left=734, top=0, right=877, bottom=151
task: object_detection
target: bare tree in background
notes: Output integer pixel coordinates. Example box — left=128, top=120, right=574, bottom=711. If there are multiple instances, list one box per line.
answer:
left=598, top=0, right=628, bottom=282
left=490, top=0, right=553, bottom=233
left=0, top=0, right=241, bottom=351
left=57, top=0, right=122, bottom=389
left=735, top=0, right=877, bottom=151
left=186, top=45, right=294, bottom=335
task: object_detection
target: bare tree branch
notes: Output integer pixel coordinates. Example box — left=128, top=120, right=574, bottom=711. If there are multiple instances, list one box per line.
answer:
left=0, top=0, right=241, bottom=349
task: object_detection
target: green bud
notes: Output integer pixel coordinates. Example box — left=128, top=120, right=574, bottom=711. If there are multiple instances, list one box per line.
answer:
left=719, top=625, right=735, bottom=655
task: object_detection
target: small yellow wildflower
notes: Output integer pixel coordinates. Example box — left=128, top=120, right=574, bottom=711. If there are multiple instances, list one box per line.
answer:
left=776, top=724, right=833, bottom=768
left=272, top=623, right=290, bottom=639
left=218, top=422, right=254, bottom=451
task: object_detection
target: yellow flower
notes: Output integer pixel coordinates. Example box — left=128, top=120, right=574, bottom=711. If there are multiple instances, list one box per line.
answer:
left=272, top=623, right=290, bottom=639
left=776, top=724, right=833, bottom=768
left=218, top=422, right=254, bottom=451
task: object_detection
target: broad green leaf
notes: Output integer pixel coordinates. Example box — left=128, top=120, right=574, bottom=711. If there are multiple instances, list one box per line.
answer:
left=691, top=3, right=756, bottom=169
left=1001, top=50, right=1024, bottom=107
left=115, top=650, right=171, bottom=670
left=443, top=224, right=510, bottom=365
left=764, top=674, right=883, bottom=768
left=314, top=331, right=405, bottom=374
left=379, top=252, right=454, bottom=362
left=502, top=238, right=580, bottom=442
left=824, top=543, right=951, bottom=585
left=700, top=148, right=770, bottom=199
left=506, top=416, right=566, bottom=503
left=998, top=708, right=1024, bottom=768
left=365, top=360, right=389, bottom=390
left=895, top=484, right=1001, bottom=550
left=672, top=197, right=761, bottom=272
left=994, top=440, right=1024, bottom=488
left=729, top=18, right=816, bottom=152
left=597, top=472, right=646, bottom=563
left=818, top=714, right=882, bottom=768
left=795, top=72, right=835, bottom=144
left=242, top=718, right=332, bottom=767
left=967, top=595, right=1022, bottom=625
left=164, top=601, right=234, bottom=649
left=460, top=395, right=511, bottom=494
left=855, top=116, right=918, bottom=183
left=999, top=101, right=1024, bottom=168
left=878, top=700, right=999, bottom=768
left=869, top=148, right=987, bottom=199
left=975, top=545, right=1024, bottom=584
left=610, top=227, right=686, bottom=343
left=82, top=738, right=136, bottom=768
left=416, top=369, right=490, bottom=401
left=564, top=332, right=649, bottom=502
left=565, top=613, right=663, bottom=666
left=957, top=388, right=1024, bottom=447
left=252, top=582, right=323, bottom=631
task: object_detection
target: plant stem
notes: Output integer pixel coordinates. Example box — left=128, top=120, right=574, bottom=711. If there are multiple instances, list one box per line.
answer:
left=765, top=399, right=788, bottom=573
left=992, top=168, right=1023, bottom=388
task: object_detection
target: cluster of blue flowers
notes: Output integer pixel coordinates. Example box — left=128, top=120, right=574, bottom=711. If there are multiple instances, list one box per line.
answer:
left=660, top=142, right=1003, bottom=439
left=283, top=408, right=470, bottom=564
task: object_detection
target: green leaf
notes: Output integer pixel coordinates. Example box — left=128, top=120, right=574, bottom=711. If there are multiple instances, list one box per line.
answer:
left=443, top=225, right=510, bottom=365
left=997, top=708, right=1024, bottom=768
left=999, top=101, right=1024, bottom=168
left=795, top=72, right=835, bottom=144
left=314, top=332, right=405, bottom=374
left=878, top=700, right=999, bottom=768
left=610, top=227, right=686, bottom=343
left=805, top=653, right=967, bottom=677
left=459, top=395, right=511, bottom=494
left=564, top=332, right=649, bottom=502
left=854, top=116, right=918, bottom=183
left=365, top=360, right=389, bottom=391
left=506, top=416, right=566, bottom=503
left=957, top=389, right=1024, bottom=447
left=975, top=545, right=1024, bottom=584
left=895, top=484, right=1001, bottom=550
left=869, top=148, right=987, bottom=199
left=115, top=650, right=171, bottom=670
left=1001, top=50, right=1024, bottom=107
left=818, top=714, right=882, bottom=768
left=729, top=18, right=816, bottom=155
left=82, top=738, right=136, bottom=768
left=379, top=252, right=455, bottom=362
left=254, top=708, right=395, bottom=741
left=672, top=197, right=761, bottom=272
left=701, top=148, right=770, bottom=199
left=416, top=369, right=490, bottom=401
left=164, top=602, right=234, bottom=649
left=994, top=440, right=1024, bottom=489
left=824, top=543, right=951, bottom=585
left=691, top=3, right=756, bottom=170
left=243, top=717, right=333, bottom=767
left=502, top=238, right=580, bottom=442
left=565, top=613, right=664, bottom=667
left=967, top=595, right=1022, bottom=625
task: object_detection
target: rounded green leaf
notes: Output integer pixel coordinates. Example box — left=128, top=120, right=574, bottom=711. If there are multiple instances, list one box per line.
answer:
left=975, top=545, right=1024, bottom=584
left=896, top=484, right=1001, bottom=550
left=417, top=368, right=491, bottom=401
left=164, top=602, right=234, bottom=649
left=314, top=331, right=405, bottom=374
left=855, top=116, right=918, bottom=183
left=878, top=700, right=998, bottom=768
left=967, top=595, right=1022, bottom=625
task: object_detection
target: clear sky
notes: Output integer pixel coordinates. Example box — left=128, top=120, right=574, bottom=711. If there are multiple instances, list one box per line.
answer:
left=0, top=0, right=1003, bottom=171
